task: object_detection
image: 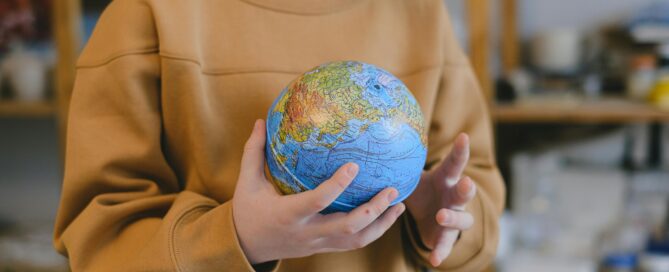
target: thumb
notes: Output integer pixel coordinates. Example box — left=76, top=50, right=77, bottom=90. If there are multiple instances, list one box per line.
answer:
left=239, top=119, right=267, bottom=184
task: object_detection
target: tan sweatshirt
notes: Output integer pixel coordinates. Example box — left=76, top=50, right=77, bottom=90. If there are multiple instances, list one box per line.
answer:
left=54, top=0, right=505, bottom=271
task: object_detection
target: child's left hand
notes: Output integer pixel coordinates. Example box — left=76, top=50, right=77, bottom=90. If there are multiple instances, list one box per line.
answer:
left=405, top=133, right=477, bottom=267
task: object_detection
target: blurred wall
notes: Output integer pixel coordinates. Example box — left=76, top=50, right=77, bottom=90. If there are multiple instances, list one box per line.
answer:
left=520, top=0, right=657, bottom=37
left=0, top=119, right=61, bottom=226
left=445, top=0, right=658, bottom=77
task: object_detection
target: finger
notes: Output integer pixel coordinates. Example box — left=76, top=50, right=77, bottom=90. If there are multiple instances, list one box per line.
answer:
left=323, top=203, right=405, bottom=251
left=429, top=230, right=459, bottom=267
left=291, top=163, right=359, bottom=216
left=434, top=133, right=470, bottom=185
left=239, top=120, right=267, bottom=185
left=350, top=203, right=405, bottom=249
left=435, top=209, right=474, bottom=230
left=322, top=187, right=398, bottom=235
left=447, top=176, right=477, bottom=209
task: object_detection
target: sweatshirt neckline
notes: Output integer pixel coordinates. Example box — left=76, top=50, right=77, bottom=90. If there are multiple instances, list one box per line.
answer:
left=239, top=0, right=364, bottom=15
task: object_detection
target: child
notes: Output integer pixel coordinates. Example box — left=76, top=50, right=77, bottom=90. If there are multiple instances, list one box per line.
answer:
left=54, top=0, right=505, bottom=271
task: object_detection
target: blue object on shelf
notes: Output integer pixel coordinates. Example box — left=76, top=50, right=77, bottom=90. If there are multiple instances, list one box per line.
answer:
left=602, top=252, right=638, bottom=269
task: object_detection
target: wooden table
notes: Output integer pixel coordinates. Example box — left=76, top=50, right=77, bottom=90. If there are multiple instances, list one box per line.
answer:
left=0, top=101, right=56, bottom=118
left=493, top=98, right=669, bottom=124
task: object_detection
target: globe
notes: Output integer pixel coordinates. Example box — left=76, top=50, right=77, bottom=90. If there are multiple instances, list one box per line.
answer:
left=265, top=61, right=427, bottom=213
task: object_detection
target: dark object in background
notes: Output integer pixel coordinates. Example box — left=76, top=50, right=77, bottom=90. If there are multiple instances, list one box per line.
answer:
left=648, top=123, right=664, bottom=168
left=82, top=0, right=110, bottom=11
left=601, top=75, right=627, bottom=96
left=0, top=217, right=14, bottom=236
left=621, top=123, right=664, bottom=171
left=587, top=27, right=655, bottom=97
left=496, top=78, right=517, bottom=103
left=0, top=0, right=52, bottom=53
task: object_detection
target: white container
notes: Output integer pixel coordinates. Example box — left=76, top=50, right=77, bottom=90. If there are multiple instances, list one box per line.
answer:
left=627, top=54, right=657, bottom=100
left=640, top=253, right=669, bottom=272
left=531, top=29, right=582, bottom=74
left=0, top=44, right=47, bottom=102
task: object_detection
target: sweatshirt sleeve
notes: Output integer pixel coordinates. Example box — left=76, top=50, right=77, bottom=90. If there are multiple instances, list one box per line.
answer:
left=53, top=1, right=261, bottom=271
left=402, top=3, right=506, bottom=271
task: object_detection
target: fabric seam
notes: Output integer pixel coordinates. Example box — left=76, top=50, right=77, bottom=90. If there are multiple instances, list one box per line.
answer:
left=75, top=50, right=465, bottom=77
left=237, top=0, right=365, bottom=16
left=76, top=48, right=159, bottom=68
left=168, top=204, right=216, bottom=272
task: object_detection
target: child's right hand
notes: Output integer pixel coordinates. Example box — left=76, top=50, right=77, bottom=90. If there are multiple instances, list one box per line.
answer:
left=232, top=120, right=405, bottom=265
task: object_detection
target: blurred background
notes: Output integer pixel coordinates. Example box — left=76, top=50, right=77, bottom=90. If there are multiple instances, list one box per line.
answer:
left=1, top=0, right=669, bottom=271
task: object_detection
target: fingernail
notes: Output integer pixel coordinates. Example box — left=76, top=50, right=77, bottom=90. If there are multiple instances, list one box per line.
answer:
left=456, top=134, right=470, bottom=156
left=253, top=119, right=261, bottom=132
left=446, top=177, right=459, bottom=187
left=387, top=189, right=398, bottom=202
left=442, top=211, right=453, bottom=225
left=347, top=163, right=359, bottom=177
left=396, top=204, right=405, bottom=215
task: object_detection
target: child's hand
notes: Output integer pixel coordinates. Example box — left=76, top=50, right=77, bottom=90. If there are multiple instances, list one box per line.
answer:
left=232, top=120, right=406, bottom=265
left=405, top=133, right=477, bottom=267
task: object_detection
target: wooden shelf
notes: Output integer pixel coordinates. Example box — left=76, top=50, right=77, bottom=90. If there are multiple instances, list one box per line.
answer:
left=0, top=101, right=57, bottom=118
left=493, top=97, right=669, bottom=123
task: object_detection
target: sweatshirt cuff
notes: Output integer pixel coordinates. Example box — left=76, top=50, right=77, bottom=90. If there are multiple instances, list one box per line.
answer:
left=404, top=192, right=497, bottom=271
left=227, top=202, right=281, bottom=272
left=169, top=194, right=279, bottom=272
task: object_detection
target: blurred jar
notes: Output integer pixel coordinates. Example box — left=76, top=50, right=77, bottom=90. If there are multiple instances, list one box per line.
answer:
left=649, top=43, right=669, bottom=109
left=640, top=253, right=669, bottom=272
left=517, top=176, right=559, bottom=250
left=627, top=54, right=656, bottom=101
left=531, top=29, right=582, bottom=74
left=0, top=42, right=48, bottom=102
left=640, top=206, right=669, bottom=272
left=598, top=202, right=649, bottom=272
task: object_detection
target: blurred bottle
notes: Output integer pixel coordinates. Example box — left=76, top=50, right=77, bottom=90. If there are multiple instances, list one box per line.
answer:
left=599, top=200, right=649, bottom=272
left=640, top=202, right=669, bottom=272
left=0, top=42, right=47, bottom=102
left=640, top=247, right=669, bottom=272
left=649, top=43, right=669, bottom=109
left=517, top=175, right=559, bottom=251
left=627, top=54, right=656, bottom=101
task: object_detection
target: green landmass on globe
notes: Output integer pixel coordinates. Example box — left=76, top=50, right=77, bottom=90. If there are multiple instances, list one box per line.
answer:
left=266, top=61, right=428, bottom=213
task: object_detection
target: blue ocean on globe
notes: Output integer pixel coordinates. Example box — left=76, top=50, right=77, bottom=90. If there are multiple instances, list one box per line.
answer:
left=265, top=61, right=427, bottom=213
